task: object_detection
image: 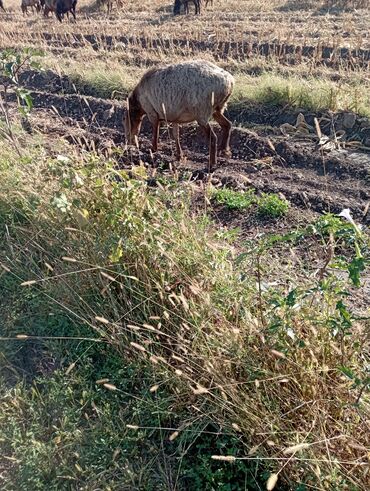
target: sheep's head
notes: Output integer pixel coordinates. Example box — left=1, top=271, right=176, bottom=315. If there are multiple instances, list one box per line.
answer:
left=124, top=93, right=144, bottom=146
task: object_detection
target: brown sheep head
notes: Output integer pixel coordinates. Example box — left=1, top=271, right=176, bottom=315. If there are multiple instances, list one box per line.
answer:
left=124, top=92, right=145, bottom=145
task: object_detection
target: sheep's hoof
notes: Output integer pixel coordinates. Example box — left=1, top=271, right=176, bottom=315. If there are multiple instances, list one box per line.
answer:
left=219, top=149, right=232, bottom=158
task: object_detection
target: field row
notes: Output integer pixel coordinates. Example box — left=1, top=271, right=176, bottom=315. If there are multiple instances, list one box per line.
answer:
left=1, top=29, right=369, bottom=69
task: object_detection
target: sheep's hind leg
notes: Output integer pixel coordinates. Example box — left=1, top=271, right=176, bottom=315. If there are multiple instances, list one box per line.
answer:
left=213, top=111, right=232, bottom=157
left=151, top=119, right=160, bottom=153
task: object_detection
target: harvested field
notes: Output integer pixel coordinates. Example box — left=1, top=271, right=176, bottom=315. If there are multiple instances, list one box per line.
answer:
left=0, top=1, right=369, bottom=491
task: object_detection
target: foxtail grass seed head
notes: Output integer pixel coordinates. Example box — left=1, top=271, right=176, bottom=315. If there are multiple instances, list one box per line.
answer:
left=103, top=383, right=117, bottom=391
left=65, top=362, right=76, bottom=375
left=169, top=431, right=179, bottom=441
left=0, top=263, right=11, bottom=272
left=44, top=262, right=54, bottom=271
left=232, top=423, right=241, bottom=432
left=172, top=354, right=185, bottom=363
left=283, top=443, right=310, bottom=455
left=266, top=473, right=278, bottom=490
left=192, top=385, right=209, bottom=395
left=100, top=271, right=116, bottom=282
left=149, top=385, right=159, bottom=393
left=128, top=325, right=141, bottom=331
left=21, top=280, right=37, bottom=286
left=62, top=256, right=77, bottom=262
left=211, top=455, right=236, bottom=462
left=130, top=342, right=146, bottom=352
left=16, top=334, right=29, bottom=339
left=95, top=316, right=110, bottom=324
left=96, top=379, right=110, bottom=385
left=126, top=424, right=139, bottom=430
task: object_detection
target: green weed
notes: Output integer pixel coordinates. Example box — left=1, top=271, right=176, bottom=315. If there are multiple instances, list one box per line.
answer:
left=256, top=193, right=290, bottom=218
left=211, top=187, right=256, bottom=211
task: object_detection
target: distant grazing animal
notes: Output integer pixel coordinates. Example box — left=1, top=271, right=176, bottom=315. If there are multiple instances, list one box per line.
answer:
left=124, top=60, right=234, bottom=172
left=43, top=0, right=56, bottom=16
left=98, top=0, right=122, bottom=13
left=55, top=0, right=77, bottom=21
left=0, top=0, right=5, bottom=11
left=173, top=0, right=201, bottom=15
left=21, top=0, right=41, bottom=14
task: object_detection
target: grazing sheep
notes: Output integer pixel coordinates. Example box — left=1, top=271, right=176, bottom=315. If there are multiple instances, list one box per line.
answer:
left=124, top=60, right=234, bottom=172
left=43, top=0, right=56, bottom=16
left=21, top=0, right=41, bottom=15
left=173, top=0, right=201, bottom=15
left=55, top=0, right=77, bottom=21
left=0, top=0, right=5, bottom=11
left=98, top=0, right=112, bottom=12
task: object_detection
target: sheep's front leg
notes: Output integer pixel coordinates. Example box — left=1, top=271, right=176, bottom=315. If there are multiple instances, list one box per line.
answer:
left=213, top=111, right=232, bottom=157
left=172, top=123, right=183, bottom=161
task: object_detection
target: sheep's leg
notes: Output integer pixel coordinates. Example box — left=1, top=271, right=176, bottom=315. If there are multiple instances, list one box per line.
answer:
left=151, top=119, right=160, bottom=153
left=200, top=123, right=217, bottom=172
left=172, top=123, right=183, bottom=161
left=213, top=111, right=232, bottom=157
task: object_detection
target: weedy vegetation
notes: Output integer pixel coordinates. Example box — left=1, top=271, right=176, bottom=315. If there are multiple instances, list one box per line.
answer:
left=0, top=0, right=369, bottom=489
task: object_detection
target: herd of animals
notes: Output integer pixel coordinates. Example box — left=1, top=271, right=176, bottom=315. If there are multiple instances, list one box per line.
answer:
left=0, top=0, right=77, bottom=20
left=0, top=0, right=233, bottom=171
left=0, top=0, right=214, bottom=21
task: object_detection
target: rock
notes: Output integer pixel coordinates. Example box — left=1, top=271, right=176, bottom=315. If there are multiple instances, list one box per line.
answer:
left=341, top=112, right=356, bottom=129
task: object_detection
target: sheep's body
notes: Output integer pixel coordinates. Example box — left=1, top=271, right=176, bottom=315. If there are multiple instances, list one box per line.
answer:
left=21, top=0, right=41, bottom=14
left=43, top=0, right=56, bottom=16
left=173, top=0, right=200, bottom=15
left=55, top=0, right=77, bottom=21
left=125, top=60, right=234, bottom=171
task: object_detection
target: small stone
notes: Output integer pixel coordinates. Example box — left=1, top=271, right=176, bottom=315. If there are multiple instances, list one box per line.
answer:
left=341, top=112, right=356, bottom=129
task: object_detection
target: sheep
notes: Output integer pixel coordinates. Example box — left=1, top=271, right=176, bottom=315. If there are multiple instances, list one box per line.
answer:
left=0, top=0, right=5, bottom=11
left=173, top=0, right=201, bottom=15
left=43, top=0, right=56, bottom=16
left=124, top=60, right=234, bottom=172
left=55, top=0, right=77, bottom=21
left=21, top=0, right=41, bottom=15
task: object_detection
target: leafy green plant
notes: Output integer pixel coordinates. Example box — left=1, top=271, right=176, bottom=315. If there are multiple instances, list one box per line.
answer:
left=211, top=187, right=256, bottom=211
left=256, top=193, right=290, bottom=218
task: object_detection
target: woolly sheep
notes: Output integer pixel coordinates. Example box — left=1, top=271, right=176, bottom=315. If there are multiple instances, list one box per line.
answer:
left=124, top=60, right=234, bottom=172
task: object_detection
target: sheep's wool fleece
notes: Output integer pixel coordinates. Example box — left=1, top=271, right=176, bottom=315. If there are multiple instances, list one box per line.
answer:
left=136, top=60, right=234, bottom=124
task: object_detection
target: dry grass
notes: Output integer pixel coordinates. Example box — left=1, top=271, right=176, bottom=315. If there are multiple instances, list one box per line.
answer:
left=0, top=136, right=369, bottom=489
